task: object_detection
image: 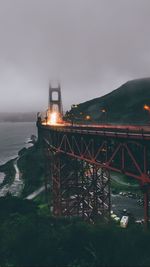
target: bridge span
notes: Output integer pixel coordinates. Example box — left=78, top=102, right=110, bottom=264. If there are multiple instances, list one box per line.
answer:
left=37, top=120, right=150, bottom=226
left=37, top=85, right=150, bottom=227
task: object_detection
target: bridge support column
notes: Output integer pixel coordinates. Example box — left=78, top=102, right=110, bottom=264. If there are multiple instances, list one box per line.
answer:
left=49, top=156, right=111, bottom=222
left=44, top=147, right=51, bottom=206
left=51, top=153, right=61, bottom=216
left=44, top=140, right=111, bottom=222
left=78, top=163, right=111, bottom=222
left=98, top=168, right=111, bottom=220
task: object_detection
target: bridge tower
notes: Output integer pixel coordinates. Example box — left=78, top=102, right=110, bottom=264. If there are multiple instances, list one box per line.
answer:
left=48, top=84, right=63, bottom=116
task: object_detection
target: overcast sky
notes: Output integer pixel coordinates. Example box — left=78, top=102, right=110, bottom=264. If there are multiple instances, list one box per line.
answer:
left=0, top=0, right=150, bottom=112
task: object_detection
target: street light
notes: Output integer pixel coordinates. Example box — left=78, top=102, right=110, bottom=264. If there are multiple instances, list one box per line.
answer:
left=85, top=115, right=91, bottom=124
left=101, top=108, right=106, bottom=113
left=143, top=104, right=150, bottom=124
left=144, top=104, right=150, bottom=111
left=85, top=115, right=91, bottom=120
left=101, top=108, right=107, bottom=123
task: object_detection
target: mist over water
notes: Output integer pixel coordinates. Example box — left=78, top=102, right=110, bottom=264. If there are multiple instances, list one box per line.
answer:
left=0, top=122, right=37, bottom=164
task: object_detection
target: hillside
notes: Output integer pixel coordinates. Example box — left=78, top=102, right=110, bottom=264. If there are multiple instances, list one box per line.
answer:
left=68, top=78, right=150, bottom=124
left=1, top=195, right=150, bottom=267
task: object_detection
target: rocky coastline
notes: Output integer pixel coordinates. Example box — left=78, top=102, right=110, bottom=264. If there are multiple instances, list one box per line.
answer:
left=0, top=137, right=44, bottom=198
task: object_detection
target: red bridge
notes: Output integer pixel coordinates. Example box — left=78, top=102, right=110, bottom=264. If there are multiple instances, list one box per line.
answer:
left=37, top=86, right=150, bottom=227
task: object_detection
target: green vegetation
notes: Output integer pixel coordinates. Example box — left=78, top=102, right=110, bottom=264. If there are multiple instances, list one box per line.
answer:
left=33, top=191, right=47, bottom=205
left=0, top=195, right=150, bottom=267
left=17, top=144, right=45, bottom=197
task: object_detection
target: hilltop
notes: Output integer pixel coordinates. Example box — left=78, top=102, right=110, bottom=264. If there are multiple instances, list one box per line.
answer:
left=68, top=78, right=150, bottom=124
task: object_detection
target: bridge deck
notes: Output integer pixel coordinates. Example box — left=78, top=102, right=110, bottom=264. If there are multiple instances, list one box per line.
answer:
left=40, top=123, right=150, bottom=140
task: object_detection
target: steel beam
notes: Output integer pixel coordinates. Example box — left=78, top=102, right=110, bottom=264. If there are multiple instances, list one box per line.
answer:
left=39, top=122, right=150, bottom=227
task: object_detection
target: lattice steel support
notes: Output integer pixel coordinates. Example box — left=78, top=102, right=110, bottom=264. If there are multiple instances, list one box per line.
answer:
left=44, top=147, right=50, bottom=205
left=61, top=158, right=81, bottom=217
left=90, top=166, right=111, bottom=221
left=51, top=153, right=61, bottom=216
left=49, top=152, right=111, bottom=222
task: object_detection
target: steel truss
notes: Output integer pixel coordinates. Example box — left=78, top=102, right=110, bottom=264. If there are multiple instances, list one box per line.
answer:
left=39, top=124, right=150, bottom=226
left=47, top=149, right=110, bottom=222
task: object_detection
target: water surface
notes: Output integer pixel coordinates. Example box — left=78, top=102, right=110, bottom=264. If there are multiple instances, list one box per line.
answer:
left=0, top=122, right=36, bottom=164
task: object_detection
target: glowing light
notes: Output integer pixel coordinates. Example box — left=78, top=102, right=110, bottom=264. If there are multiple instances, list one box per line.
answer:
left=85, top=115, right=91, bottom=120
left=41, top=109, right=68, bottom=126
left=144, top=104, right=150, bottom=111
left=49, top=112, right=57, bottom=125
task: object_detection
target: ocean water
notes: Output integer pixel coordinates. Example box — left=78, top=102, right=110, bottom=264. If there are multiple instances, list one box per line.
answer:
left=0, top=122, right=37, bottom=165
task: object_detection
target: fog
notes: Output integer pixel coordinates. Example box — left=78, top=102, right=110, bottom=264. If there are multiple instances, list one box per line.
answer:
left=0, top=0, right=150, bottom=112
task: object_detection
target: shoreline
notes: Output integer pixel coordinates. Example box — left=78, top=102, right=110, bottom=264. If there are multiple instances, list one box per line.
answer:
left=0, top=140, right=44, bottom=198
left=0, top=172, right=5, bottom=184
left=0, top=157, right=24, bottom=197
left=0, top=158, right=16, bottom=188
